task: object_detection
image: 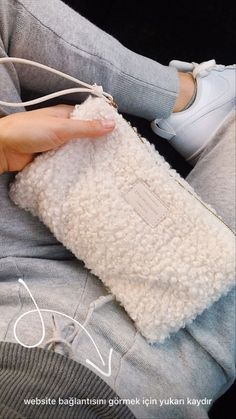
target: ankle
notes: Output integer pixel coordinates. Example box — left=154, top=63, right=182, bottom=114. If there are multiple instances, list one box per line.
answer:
left=173, top=72, right=196, bottom=112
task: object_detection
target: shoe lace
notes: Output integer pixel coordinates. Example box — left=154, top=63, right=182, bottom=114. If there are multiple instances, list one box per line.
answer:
left=192, top=59, right=218, bottom=78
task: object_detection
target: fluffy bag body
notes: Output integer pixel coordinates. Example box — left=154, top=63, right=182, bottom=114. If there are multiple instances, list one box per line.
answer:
left=10, top=97, right=235, bottom=342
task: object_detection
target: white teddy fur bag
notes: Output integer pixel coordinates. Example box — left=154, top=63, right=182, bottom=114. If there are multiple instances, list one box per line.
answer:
left=2, top=58, right=235, bottom=343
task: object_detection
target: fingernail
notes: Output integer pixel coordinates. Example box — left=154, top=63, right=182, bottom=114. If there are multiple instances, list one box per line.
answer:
left=101, top=119, right=116, bottom=130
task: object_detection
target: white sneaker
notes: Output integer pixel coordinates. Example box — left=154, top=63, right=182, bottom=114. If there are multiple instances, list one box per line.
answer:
left=151, top=59, right=236, bottom=164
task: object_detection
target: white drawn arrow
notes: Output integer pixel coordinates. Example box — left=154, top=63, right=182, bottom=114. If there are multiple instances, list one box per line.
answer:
left=14, top=278, right=113, bottom=377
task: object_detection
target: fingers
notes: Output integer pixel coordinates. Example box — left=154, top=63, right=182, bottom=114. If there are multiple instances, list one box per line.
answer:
left=8, top=153, right=34, bottom=172
left=54, top=118, right=116, bottom=144
left=31, top=106, right=116, bottom=143
left=0, top=107, right=116, bottom=157
left=32, top=105, right=74, bottom=119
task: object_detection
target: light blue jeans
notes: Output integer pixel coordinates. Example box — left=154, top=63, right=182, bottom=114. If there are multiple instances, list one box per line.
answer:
left=0, top=1, right=235, bottom=418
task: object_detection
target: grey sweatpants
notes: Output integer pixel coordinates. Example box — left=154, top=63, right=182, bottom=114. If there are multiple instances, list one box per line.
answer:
left=0, top=1, right=235, bottom=418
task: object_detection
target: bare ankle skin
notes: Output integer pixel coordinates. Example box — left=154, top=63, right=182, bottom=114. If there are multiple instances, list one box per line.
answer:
left=173, top=72, right=196, bottom=112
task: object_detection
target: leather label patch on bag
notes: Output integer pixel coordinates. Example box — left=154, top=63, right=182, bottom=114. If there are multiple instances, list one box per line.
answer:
left=124, top=180, right=168, bottom=228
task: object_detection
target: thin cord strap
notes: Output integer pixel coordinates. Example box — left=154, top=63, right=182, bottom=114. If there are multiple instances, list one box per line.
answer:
left=0, top=56, right=114, bottom=107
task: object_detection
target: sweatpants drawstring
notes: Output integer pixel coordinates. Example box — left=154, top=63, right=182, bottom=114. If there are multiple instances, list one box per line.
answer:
left=43, top=294, right=115, bottom=359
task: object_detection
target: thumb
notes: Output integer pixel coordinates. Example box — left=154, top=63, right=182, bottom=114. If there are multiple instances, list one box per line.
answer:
left=54, top=118, right=116, bottom=144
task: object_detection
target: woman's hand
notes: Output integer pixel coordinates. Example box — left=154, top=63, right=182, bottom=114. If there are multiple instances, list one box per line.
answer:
left=0, top=105, right=115, bottom=173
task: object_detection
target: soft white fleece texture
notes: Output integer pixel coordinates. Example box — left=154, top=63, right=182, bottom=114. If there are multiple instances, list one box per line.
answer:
left=10, top=97, right=235, bottom=342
